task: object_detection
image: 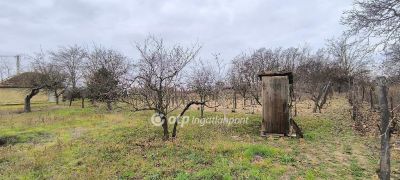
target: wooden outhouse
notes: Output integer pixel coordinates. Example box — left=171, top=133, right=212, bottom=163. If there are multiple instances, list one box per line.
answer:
left=258, top=71, right=293, bottom=136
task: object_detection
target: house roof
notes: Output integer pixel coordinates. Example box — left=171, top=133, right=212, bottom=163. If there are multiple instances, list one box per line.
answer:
left=0, top=72, right=41, bottom=88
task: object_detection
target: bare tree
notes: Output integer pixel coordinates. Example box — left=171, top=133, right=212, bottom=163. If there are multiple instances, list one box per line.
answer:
left=24, top=52, right=67, bottom=112
left=296, top=49, right=333, bottom=113
left=32, top=52, right=67, bottom=105
left=327, top=36, right=372, bottom=118
left=0, top=60, right=13, bottom=81
left=230, top=47, right=307, bottom=107
left=188, top=59, right=216, bottom=118
left=343, top=3, right=399, bottom=178
left=231, top=54, right=252, bottom=109
left=327, top=36, right=372, bottom=80
left=124, top=36, right=201, bottom=140
left=234, top=53, right=261, bottom=106
left=50, top=45, right=87, bottom=106
left=86, top=46, right=128, bottom=111
left=210, top=54, right=227, bottom=112
left=342, top=0, right=400, bottom=48
left=384, top=44, right=400, bottom=80
left=251, top=47, right=304, bottom=105
left=228, top=67, right=240, bottom=112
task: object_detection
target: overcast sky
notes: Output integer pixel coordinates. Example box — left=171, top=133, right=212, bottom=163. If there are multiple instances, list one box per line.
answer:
left=0, top=0, right=353, bottom=64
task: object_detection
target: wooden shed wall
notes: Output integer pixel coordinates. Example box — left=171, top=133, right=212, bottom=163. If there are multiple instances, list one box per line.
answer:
left=261, top=75, right=290, bottom=135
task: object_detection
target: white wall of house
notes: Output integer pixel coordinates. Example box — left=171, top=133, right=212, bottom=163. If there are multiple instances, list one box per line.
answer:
left=48, top=91, right=57, bottom=102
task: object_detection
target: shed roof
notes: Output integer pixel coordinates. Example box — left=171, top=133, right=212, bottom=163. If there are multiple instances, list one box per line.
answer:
left=258, top=71, right=292, bottom=77
left=258, top=71, right=293, bottom=84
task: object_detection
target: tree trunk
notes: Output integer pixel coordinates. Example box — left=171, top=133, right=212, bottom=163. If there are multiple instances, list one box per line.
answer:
left=200, top=96, right=204, bottom=118
left=361, top=86, right=365, bottom=102
left=350, top=83, right=359, bottom=121
left=312, top=101, right=319, bottom=113
left=352, top=100, right=358, bottom=121
left=321, top=82, right=332, bottom=112
left=251, top=99, right=255, bottom=114
left=294, top=99, right=298, bottom=116
left=370, top=87, right=374, bottom=110
left=313, top=82, right=331, bottom=113
left=376, top=77, right=391, bottom=180
left=24, top=88, right=41, bottom=113
left=81, top=98, right=85, bottom=108
left=290, top=118, right=303, bottom=138
left=313, top=88, right=324, bottom=113
left=24, top=96, right=32, bottom=113
left=390, top=96, right=394, bottom=119
left=106, top=101, right=112, bottom=111
left=161, top=116, right=169, bottom=140
left=200, top=105, right=204, bottom=118
left=319, top=82, right=331, bottom=112
left=232, top=91, right=237, bottom=112
left=242, top=95, right=246, bottom=109
left=55, top=95, right=59, bottom=105
left=54, top=90, right=60, bottom=105
left=69, top=98, right=73, bottom=107
left=172, top=101, right=205, bottom=138
left=214, top=94, right=217, bottom=112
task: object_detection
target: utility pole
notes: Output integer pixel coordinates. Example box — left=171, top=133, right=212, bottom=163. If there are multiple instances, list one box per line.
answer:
left=16, top=55, right=21, bottom=74
left=0, top=54, right=22, bottom=75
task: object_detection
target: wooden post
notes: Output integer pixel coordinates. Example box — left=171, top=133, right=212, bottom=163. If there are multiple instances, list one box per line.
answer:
left=370, top=87, right=374, bottom=110
left=376, top=76, right=391, bottom=180
left=390, top=96, right=394, bottom=119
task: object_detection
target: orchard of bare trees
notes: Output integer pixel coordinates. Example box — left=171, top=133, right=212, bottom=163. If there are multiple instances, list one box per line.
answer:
left=11, top=0, right=399, bottom=178
left=22, top=34, right=399, bottom=135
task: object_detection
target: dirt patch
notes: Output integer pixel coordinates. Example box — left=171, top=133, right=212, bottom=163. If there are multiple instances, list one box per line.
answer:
left=72, top=127, right=87, bottom=139
left=252, top=155, right=263, bottom=163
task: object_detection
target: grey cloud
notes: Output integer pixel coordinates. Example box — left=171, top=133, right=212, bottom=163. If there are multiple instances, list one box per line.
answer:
left=0, top=0, right=352, bottom=63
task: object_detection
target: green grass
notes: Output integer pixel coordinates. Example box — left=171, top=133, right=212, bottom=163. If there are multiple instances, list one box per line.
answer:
left=0, top=98, right=398, bottom=179
left=349, top=159, right=364, bottom=178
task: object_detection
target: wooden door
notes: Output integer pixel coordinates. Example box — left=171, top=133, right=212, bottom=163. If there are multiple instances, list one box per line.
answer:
left=261, top=75, right=290, bottom=135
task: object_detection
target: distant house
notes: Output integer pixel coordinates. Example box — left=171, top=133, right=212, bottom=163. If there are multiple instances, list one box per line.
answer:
left=0, top=72, right=39, bottom=88
left=0, top=72, right=55, bottom=103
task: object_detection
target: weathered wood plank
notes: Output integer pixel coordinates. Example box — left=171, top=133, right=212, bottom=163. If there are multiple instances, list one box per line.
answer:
left=261, top=75, right=290, bottom=135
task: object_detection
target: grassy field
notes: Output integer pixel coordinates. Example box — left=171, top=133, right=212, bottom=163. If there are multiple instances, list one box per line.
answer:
left=0, top=95, right=399, bottom=179
left=0, top=88, right=48, bottom=105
